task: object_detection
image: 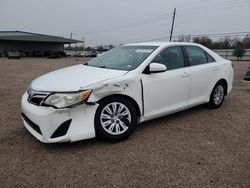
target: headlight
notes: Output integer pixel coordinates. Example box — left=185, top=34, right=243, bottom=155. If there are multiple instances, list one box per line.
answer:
left=43, top=90, right=92, bottom=109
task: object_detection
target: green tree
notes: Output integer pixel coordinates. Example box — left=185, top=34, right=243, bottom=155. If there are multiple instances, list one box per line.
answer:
left=233, top=41, right=245, bottom=60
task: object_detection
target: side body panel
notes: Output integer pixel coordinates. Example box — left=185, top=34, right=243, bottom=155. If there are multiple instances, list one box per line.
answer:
left=141, top=67, right=191, bottom=120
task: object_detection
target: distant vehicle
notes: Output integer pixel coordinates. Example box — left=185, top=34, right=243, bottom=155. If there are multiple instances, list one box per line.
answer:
left=97, top=51, right=106, bottom=57
left=244, top=67, right=250, bottom=81
left=19, top=52, right=26, bottom=57
left=31, top=51, right=43, bottom=57
left=65, top=51, right=76, bottom=57
left=21, top=42, right=234, bottom=143
left=44, top=51, right=66, bottom=59
left=57, top=51, right=66, bottom=57
left=47, top=52, right=61, bottom=59
left=8, top=51, right=21, bottom=59
left=85, top=51, right=97, bottom=57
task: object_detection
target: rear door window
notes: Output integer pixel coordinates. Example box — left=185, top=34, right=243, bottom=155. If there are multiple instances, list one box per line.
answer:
left=185, top=46, right=208, bottom=66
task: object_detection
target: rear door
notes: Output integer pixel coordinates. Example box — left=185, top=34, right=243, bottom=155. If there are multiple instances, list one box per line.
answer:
left=184, top=46, right=220, bottom=105
left=141, top=46, right=191, bottom=119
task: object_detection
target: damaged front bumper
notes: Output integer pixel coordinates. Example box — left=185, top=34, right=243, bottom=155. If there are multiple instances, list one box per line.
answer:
left=21, top=92, right=98, bottom=143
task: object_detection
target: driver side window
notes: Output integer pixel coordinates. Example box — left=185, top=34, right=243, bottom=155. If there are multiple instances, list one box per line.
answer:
left=153, top=46, right=185, bottom=70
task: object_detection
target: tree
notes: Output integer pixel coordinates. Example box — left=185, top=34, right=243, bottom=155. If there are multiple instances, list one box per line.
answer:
left=193, top=36, right=213, bottom=48
left=220, top=36, right=233, bottom=49
left=242, top=35, right=250, bottom=48
left=233, top=41, right=245, bottom=60
left=176, top=35, right=191, bottom=42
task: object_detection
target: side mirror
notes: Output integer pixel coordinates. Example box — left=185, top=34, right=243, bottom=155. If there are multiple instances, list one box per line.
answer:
left=149, top=63, right=167, bottom=73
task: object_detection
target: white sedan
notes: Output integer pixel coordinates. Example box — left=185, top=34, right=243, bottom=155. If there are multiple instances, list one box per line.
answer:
left=21, top=42, right=234, bottom=143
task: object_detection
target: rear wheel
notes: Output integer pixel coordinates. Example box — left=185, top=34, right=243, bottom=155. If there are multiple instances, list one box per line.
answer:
left=208, top=81, right=226, bottom=109
left=95, top=97, right=137, bottom=142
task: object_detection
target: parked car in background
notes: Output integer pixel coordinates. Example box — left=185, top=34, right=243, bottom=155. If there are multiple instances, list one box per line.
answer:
left=31, top=51, right=43, bottom=57
left=244, top=67, right=250, bottom=81
left=85, top=51, right=97, bottom=57
left=57, top=51, right=67, bottom=57
left=21, top=42, right=234, bottom=143
left=19, top=51, right=26, bottom=57
left=8, top=51, right=21, bottom=59
left=44, top=51, right=66, bottom=59
left=47, top=52, right=61, bottom=59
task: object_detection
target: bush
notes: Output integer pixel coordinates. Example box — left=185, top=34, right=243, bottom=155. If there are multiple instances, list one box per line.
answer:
left=233, top=41, right=246, bottom=60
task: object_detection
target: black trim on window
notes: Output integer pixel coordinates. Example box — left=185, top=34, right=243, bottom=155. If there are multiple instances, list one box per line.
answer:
left=205, top=52, right=216, bottom=63
left=181, top=46, right=190, bottom=67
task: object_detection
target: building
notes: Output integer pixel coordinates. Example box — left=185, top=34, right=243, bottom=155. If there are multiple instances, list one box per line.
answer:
left=0, top=31, right=81, bottom=56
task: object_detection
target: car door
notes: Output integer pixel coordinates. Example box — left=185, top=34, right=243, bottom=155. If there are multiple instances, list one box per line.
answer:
left=184, top=46, right=220, bottom=106
left=141, top=46, right=191, bottom=120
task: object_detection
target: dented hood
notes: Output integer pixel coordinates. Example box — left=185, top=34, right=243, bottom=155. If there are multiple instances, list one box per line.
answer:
left=31, top=64, right=128, bottom=92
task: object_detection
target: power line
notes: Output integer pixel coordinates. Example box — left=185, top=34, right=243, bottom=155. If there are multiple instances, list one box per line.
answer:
left=56, top=0, right=250, bottom=38
left=83, top=0, right=250, bottom=36
left=134, top=31, right=250, bottom=43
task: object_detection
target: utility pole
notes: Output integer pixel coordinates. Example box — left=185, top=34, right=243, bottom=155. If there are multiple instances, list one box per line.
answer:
left=69, top=32, right=73, bottom=49
left=169, top=8, right=176, bottom=42
left=82, top=36, right=85, bottom=57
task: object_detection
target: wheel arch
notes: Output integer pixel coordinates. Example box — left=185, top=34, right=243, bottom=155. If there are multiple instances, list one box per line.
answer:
left=97, top=94, right=141, bottom=117
left=216, top=78, right=228, bottom=96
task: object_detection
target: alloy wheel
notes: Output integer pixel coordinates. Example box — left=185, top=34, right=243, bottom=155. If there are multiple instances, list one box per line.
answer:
left=213, top=85, right=224, bottom=105
left=100, top=102, right=131, bottom=135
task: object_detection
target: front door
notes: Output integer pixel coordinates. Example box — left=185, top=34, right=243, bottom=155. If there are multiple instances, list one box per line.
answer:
left=141, top=46, right=191, bottom=120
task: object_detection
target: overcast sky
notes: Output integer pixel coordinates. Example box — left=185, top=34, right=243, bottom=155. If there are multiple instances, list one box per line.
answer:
left=0, top=0, right=250, bottom=46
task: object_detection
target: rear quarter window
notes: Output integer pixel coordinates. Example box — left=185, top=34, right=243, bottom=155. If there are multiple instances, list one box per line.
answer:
left=206, top=53, right=216, bottom=63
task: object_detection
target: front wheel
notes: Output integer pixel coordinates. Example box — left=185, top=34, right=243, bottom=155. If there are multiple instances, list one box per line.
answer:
left=94, top=97, right=137, bottom=142
left=208, top=82, right=226, bottom=109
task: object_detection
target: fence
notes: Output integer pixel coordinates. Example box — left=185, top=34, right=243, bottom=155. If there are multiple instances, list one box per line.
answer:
left=213, top=49, right=250, bottom=61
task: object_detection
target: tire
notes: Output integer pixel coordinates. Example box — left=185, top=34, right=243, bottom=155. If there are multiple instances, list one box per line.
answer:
left=207, top=81, right=226, bottom=109
left=95, top=96, right=137, bottom=142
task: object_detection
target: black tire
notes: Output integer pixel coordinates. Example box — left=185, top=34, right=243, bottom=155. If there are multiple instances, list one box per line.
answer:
left=207, top=81, right=226, bottom=109
left=95, top=96, right=137, bottom=142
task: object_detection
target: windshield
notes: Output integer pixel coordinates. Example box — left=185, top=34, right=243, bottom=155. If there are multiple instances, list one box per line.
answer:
left=86, top=45, right=158, bottom=71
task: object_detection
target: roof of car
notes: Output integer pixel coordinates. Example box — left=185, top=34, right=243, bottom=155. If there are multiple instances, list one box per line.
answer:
left=125, top=42, right=201, bottom=47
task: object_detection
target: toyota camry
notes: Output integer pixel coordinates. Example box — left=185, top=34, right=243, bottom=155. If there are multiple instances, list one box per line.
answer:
left=21, top=42, right=234, bottom=143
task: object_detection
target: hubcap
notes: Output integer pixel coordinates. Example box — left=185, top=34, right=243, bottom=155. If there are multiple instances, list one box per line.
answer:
left=100, top=102, right=131, bottom=135
left=213, top=85, right=224, bottom=105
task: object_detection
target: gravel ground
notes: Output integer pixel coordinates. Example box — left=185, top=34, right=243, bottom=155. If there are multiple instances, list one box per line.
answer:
left=0, top=57, right=249, bottom=187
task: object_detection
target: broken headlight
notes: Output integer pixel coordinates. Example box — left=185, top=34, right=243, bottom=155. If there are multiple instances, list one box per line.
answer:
left=43, top=90, right=92, bottom=109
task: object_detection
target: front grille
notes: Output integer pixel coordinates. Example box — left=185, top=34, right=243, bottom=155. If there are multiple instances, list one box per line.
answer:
left=21, top=113, right=42, bottom=135
left=27, top=89, right=50, bottom=106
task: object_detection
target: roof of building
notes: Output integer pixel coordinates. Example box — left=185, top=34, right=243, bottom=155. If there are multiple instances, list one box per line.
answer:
left=0, top=31, right=82, bottom=43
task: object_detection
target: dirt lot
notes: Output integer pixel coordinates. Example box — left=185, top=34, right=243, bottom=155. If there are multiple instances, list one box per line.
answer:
left=0, top=57, right=249, bottom=187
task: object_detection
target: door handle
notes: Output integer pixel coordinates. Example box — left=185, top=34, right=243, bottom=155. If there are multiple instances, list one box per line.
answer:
left=182, top=72, right=190, bottom=78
